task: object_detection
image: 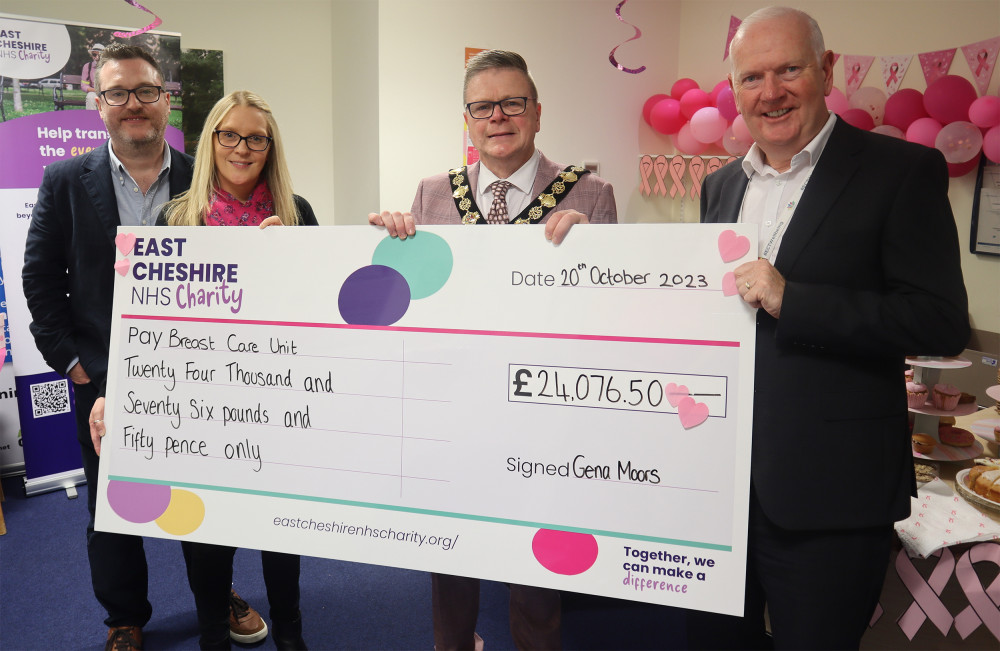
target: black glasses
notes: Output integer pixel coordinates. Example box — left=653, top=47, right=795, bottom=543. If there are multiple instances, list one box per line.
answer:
left=214, top=130, right=272, bottom=152
left=99, top=86, right=163, bottom=106
left=465, top=97, right=533, bottom=119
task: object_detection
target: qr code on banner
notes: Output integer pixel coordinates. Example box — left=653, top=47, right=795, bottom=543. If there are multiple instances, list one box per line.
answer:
left=31, top=379, right=71, bottom=418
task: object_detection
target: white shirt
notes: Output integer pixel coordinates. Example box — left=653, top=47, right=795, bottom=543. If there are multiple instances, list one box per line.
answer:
left=739, top=112, right=837, bottom=260
left=477, top=149, right=541, bottom=219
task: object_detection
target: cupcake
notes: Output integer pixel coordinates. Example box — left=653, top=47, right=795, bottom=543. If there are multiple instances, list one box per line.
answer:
left=904, top=369, right=914, bottom=382
left=932, top=383, right=961, bottom=411
left=906, top=382, right=928, bottom=408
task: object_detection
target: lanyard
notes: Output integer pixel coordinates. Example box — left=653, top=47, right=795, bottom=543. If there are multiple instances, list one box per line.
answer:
left=741, top=171, right=812, bottom=262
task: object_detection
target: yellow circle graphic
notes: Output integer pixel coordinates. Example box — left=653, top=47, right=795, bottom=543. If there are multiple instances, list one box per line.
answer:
left=155, top=489, right=205, bottom=535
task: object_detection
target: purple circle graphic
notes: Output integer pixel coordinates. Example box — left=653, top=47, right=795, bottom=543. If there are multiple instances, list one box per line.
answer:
left=107, top=480, right=171, bottom=523
left=338, top=265, right=411, bottom=325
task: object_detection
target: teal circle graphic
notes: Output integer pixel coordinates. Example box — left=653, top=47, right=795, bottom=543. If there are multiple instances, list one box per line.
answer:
left=372, top=231, right=453, bottom=300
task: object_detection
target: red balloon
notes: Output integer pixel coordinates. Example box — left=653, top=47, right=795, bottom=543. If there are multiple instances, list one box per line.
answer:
left=643, top=93, right=671, bottom=126
left=649, top=98, right=685, bottom=135
left=924, top=75, right=978, bottom=124
left=884, top=88, right=927, bottom=131
left=671, top=78, right=700, bottom=100
left=842, top=108, right=875, bottom=131
left=947, top=152, right=980, bottom=177
left=680, top=88, right=711, bottom=119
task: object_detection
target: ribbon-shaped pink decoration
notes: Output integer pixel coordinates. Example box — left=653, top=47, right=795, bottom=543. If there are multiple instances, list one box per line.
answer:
left=977, top=50, right=989, bottom=76
left=706, top=157, right=723, bottom=175
left=848, top=63, right=861, bottom=85
left=608, top=0, right=645, bottom=74
left=653, top=155, right=668, bottom=196
left=896, top=547, right=956, bottom=639
left=113, top=0, right=163, bottom=38
left=954, top=543, right=1000, bottom=640
left=887, top=62, right=899, bottom=85
left=638, top=154, right=653, bottom=196
left=688, top=156, right=705, bottom=199
left=668, top=155, right=686, bottom=198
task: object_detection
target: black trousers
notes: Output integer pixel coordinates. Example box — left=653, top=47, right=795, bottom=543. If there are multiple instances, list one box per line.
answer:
left=687, top=486, right=893, bottom=650
left=75, top=381, right=154, bottom=628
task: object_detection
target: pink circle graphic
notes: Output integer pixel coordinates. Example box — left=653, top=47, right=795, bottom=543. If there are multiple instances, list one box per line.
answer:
left=107, top=480, right=171, bottom=523
left=531, top=529, right=599, bottom=575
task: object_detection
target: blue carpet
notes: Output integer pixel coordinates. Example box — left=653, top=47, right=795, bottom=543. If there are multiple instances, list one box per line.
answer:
left=0, top=476, right=688, bottom=650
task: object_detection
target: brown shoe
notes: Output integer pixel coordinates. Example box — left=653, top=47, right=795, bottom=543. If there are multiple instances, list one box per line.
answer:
left=105, top=626, right=143, bottom=651
left=229, top=589, right=268, bottom=643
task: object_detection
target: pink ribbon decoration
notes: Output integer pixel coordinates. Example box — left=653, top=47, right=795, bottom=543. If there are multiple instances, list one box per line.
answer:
left=918, top=49, right=956, bottom=86
left=688, top=156, right=705, bottom=199
left=976, top=50, right=988, bottom=76
left=608, top=0, right=645, bottom=74
left=953, top=543, right=1000, bottom=641
left=848, top=63, right=861, bottom=85
left=113, top=1, right=163, bottom=38
left=706, top=157, right=723, bottom=175
left=638, top=155, right=653, bottom=196
left=961, top=36, right=1000, bottom=96
left=668, top=155, right=686, bottom=198
left=887, top=63, right=899, bottom=85
left=896, top=547, right=956, bottom=639
left=653, top=155, right=668, bottom=196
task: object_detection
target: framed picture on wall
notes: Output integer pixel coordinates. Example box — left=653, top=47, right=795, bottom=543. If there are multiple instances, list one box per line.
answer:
left=971, top=156, right=1000, bottom=256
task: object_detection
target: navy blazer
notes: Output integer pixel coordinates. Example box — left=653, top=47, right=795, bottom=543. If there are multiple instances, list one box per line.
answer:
left=23, top=142, right=195, bottom=395
left=701, top=118, right=969, bottom=530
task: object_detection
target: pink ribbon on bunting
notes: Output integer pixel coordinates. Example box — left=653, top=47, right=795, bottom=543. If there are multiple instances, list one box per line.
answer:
left=953, top=543, right=1000, bottom=640
left=887, top=62, right=899, bottom=85
left=977, top=50, right=989, bottom=76
left=848, top=63, right=861, bottom=85
left=113, top=0, right=163, bottom=38
left=608, top=0, right=646, bottom=74
left=638, top=155, right=653, bottom=196
left=896, top=547, right=956, bottom=639
left=653, top=155, right=668, bottom=196
left=688, top=156, right=705, bottom=199
left=668, top=155, right=686, bottom=198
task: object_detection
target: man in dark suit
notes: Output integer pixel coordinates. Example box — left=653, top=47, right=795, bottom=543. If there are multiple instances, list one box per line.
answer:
left=370, top=50, right=616, bottom=650
left=694, top=7, right=969, bottom=649
left=22, top=44, right=262, bottom=651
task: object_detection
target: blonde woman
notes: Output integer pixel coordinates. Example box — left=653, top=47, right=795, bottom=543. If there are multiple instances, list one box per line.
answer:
left=160, top=90, right=315, bottom=650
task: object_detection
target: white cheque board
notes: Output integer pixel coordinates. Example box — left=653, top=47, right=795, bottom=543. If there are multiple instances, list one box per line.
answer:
left=97, top=223, right=757, bottom=616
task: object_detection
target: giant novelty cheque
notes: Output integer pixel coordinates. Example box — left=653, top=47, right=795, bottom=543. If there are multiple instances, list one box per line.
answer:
left=96, top=223, right=757, bottom=616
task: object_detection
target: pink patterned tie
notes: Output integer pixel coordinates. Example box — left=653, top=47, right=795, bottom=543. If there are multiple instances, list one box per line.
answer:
left=487, top=180, right=511, bottom=224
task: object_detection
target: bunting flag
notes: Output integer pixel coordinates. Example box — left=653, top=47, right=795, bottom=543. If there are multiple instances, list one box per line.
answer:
left=961, top=36, right=1000, bottom=96
left=724, top=16, right=741, bottom=61
left=832, top=52, right=841, bottom=68
left=918, top=48, right=957, bottom=86
left=880, top=55, right=913, bottom=95
left=843, top=54, right=875, bottom=97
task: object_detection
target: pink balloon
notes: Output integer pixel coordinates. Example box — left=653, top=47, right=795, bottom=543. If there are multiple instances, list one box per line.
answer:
left=674, top=123, right=707, bottom=155
left=935, top=121, right=984, bottom=164
left=722, top=125, right=751, bottom=156
left=842, top=108, right=875, bottom=131
left=649, top=98, right=685, bottom=135
left=906, top=117, right=943, bottom=148
left=825, top=87, right=849, bottom=115
left=884, top=88, right=927, bottom=131
left=924, top=75, right=978, bottom=124
left=948, top=153, right=980, bottom=177
left=716, top=87, right=738, bottom=121
left=671, top=78, right=700, bottom=101
left=871, top=124, right=905, bottom=139
left=982, top=125, right=1000, bottom=163
left=731, top=114, right=753, bottom=143
left=680, top=88, right=712, bottom=120
left=690, top=107, right=728, bottom=144
left=849, top=87, right=887, bottom=125
left=968, top=95, right=1000, bottom=129
left=643, top=93, right=671, bottom=126
left=709, top=79, right=730, bottom=104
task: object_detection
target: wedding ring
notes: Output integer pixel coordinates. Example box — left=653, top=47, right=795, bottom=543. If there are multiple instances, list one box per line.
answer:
left=745, top=281, right=751, bottom=289
left=91, top=419, right=103, bottom=424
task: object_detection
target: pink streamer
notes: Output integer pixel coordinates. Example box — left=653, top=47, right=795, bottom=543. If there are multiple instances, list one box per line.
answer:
left=954, top=543, right=1000, bottom=641
left=113, top=1, right=163, bottom=38
left=688, top=156, right=705, bottom=199
left=653, top=155, right=668, bottom=196
left=896, top=547, right=955, bottom=640
left=638, top=155, right=653, bottom=196
left=668, top=155, right=686, bottom=198
left=608, top=0, right=646, bottom=74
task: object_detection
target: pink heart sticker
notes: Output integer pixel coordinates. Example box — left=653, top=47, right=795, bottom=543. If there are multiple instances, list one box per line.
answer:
left=115, top=233, right=137, bottom=256
left=114, top=258, right=131, bottom=277
left=665, top=382, right=690, bottom=408
left=718, top=229, right=750, bottom=263
left=722, top=272, right=738, bottom=296
left=677, top=396, right=710, bottom=430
